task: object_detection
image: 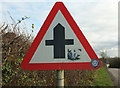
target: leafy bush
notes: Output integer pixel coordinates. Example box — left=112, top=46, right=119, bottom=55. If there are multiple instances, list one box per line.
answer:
left=109, top=58, right=120, bottom=68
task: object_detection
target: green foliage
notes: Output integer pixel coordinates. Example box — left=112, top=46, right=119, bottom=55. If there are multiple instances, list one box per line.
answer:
left=65, top=70, right=95, bottom=86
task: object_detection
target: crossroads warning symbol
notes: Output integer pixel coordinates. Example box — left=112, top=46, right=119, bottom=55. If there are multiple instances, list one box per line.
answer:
left=21, top=2, right=101, bottom=70
left=45, top=23, right=74, bottom=58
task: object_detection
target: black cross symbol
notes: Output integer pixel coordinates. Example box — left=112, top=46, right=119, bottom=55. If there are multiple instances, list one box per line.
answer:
left=45, top=23, right=74, bottom=59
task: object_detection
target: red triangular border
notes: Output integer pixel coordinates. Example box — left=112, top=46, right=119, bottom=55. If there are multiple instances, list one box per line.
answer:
left=21, top=2, right=101, bottom=70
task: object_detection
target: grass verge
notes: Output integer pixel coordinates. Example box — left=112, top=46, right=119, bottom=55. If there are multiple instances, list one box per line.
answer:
left=91, top=66, right=114, bottom=86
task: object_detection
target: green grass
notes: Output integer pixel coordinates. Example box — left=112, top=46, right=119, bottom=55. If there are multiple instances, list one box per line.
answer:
left=91, top=66, right=114, bottom=86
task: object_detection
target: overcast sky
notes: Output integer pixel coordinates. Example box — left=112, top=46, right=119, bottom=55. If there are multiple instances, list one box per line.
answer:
left=0, top=0, right=119, bottom=58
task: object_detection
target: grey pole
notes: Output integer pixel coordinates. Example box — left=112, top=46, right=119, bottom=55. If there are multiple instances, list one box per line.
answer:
left=57, top=70, right=64, bottom=87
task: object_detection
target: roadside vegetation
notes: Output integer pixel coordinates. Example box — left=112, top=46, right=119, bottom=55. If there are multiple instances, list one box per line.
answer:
left=100, top=50, right=120, bottom=68
left=107, top=57, right=120, bottom=68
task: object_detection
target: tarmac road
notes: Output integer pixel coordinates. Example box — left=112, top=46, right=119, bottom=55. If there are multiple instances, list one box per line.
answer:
left=108, top=68, right=120, bottom=87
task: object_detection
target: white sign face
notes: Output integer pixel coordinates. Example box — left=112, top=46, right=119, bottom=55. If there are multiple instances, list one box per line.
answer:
left=30, top=10, right=91, bottom=63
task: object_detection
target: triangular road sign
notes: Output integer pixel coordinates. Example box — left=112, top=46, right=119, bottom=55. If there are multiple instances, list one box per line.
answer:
left=21, top=2, right=101, bottom=70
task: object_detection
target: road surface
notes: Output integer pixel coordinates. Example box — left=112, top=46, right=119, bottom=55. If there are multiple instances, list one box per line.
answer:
left=108, top=68, right=120, bottom=87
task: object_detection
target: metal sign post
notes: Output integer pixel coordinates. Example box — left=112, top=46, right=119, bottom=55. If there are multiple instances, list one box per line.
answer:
left=57, top=70, right=64, bottom=87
